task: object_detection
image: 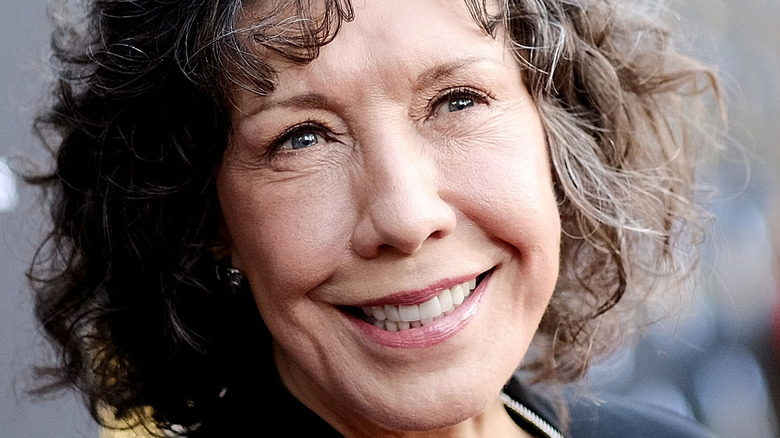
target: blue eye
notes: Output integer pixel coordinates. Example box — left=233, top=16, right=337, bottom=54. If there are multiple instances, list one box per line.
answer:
left=447, top=97, right=474, bottom=112
left=432, top=88, right=487, bottom=117
left=274, top=124, right=326, bottom=152
left=287, top=132, right=320, bottom=150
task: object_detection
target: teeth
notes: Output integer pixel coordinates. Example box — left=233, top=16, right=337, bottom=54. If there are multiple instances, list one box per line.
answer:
left=384, top=305, right=401, bottom=322
left=438, top=289, right=453, bottom=314
left=451, top=284, right=465, bottom=306
left=362, top=278, right=478, bottom=331
left=418, top=296, right=442, bottom=321
left=385, top=320, right=399, bottom=332
left=399, top=304, right=421, bottom=322
left=372, top=306, right=387, bottom=321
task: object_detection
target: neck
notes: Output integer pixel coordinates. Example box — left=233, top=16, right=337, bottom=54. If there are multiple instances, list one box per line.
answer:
left=331, top=396, right=532, bottom=438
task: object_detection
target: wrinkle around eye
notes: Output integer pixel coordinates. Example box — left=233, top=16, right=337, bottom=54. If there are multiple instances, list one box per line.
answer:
left=229, top=108, right=353, bottom=167
left=423, top=102, right=517, bottom=147
left=425, top=99, right=493, bottom=136
left=259, top=136, right=354, bottom=175
left=222, top=149, right=344, bottom=183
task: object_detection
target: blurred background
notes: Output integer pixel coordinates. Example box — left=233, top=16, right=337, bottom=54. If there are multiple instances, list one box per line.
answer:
left=1, top=0, right=778, bottom=437
left=586, top=2, right=780, bottom=438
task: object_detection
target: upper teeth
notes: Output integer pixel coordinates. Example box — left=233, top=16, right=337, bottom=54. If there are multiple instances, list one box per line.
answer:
left=362, top=278, right=477, bottom=332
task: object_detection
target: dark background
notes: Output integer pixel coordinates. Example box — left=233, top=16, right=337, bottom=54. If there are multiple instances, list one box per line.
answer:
left=2, top=1, right=778, bottom=437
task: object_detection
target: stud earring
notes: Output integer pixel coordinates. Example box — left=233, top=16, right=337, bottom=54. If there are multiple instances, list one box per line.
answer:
left=216, top=259, right=246, bottom=292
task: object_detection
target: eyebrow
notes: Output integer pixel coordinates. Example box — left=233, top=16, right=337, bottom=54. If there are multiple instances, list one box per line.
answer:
left=265, top=92, right=329, bottom=111
left=414, top=57, right=490, bottom=88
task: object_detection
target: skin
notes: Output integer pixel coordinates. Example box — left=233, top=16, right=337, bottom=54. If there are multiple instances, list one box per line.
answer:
left=217, top=0, right=562, bottom=436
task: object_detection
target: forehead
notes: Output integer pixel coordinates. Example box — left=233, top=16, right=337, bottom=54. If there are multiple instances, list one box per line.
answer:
left=234, top=0, right=508, bottom=109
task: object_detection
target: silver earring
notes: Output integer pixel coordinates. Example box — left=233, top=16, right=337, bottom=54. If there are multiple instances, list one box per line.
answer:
left=216, top=260, right=246, bottom=291
left=225, top=266, right=244, bottom=288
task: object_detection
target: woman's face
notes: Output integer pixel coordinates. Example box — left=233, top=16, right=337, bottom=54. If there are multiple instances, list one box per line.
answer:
left=218, top=0, right=561, bottom=434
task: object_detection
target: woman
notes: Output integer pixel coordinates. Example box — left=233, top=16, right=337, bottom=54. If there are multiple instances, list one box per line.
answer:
left=29, top=0, right=720, bottom=436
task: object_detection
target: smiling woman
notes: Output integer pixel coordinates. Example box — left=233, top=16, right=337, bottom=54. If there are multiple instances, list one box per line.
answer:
left=28, top=0, right=720, bottom=437
left=219, top=5, right=560, bottom=431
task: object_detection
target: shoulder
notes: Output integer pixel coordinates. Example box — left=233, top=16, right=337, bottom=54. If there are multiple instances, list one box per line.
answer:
left=566, top=392, right=717, bottom=438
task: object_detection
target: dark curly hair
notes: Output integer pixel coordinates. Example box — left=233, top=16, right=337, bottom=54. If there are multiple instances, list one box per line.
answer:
left=28, top=0, right=720, bottom=435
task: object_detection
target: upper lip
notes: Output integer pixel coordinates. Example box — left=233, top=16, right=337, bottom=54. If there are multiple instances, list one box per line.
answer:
left=350, top=270, right=489, bottom=308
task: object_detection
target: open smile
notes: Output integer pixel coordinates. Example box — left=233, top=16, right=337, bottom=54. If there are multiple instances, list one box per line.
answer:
left=342, top=270, right=492, bottom=333
left=360, top=272, right=488, bottom=331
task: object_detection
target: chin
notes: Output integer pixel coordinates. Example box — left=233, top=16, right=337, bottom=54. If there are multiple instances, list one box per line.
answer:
left=357, top=392, right=492, bottom=434
left=341, top=356, right=517, bottom=434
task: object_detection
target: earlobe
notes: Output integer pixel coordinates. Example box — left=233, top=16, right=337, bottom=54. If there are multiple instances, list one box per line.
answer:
left=212, top=218, right=248, bottom=293
left=211, top=216, right=244, bottom=271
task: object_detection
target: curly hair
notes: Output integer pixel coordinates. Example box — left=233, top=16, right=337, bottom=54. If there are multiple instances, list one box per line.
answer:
left=28, top=0, right=720, bottom=435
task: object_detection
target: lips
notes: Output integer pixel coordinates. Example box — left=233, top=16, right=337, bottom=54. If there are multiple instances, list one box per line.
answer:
left=348, top=271, right=489, bottom=332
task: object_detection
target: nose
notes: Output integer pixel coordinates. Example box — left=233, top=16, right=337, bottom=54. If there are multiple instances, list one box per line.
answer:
left=351, top=136, right=457, bottom=258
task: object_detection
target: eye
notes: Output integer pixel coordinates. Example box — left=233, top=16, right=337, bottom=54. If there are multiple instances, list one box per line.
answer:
left=432, top=87, right=488, bottom=117
left=283, top=131, right=321, bottom=150
left=446, top=97, right=475, bottom=113
left=272, top=122, right=327, bottom=152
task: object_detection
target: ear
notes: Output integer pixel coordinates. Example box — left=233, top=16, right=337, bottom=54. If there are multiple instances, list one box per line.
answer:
left=211, top=216, right=245, bottom=272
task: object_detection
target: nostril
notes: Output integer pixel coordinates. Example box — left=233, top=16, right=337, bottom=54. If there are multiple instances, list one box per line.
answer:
left=427, top=228, right=449, bottom=241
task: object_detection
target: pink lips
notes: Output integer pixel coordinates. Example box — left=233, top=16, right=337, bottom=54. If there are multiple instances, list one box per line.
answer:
left=357, top=274, right=477, bottom=307
left=349, top=271, right=492, bottom=349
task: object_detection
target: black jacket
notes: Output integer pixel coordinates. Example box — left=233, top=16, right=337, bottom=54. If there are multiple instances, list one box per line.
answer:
left=502, top=375, right=717, bottom=438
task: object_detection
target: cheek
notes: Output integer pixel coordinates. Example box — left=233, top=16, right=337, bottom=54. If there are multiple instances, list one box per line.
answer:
left=440, top=115, right=562, bottom=318
left=442, top=122, right=560, bottom=251
left=218, top=173, right=354, bottom=299
left=471, top=154, right=561, bottom=300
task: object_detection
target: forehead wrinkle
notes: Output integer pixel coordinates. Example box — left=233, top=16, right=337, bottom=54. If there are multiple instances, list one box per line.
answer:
left=240, top=57, right=492, bottom=120
left=233, top=1, right=506, bottom=121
